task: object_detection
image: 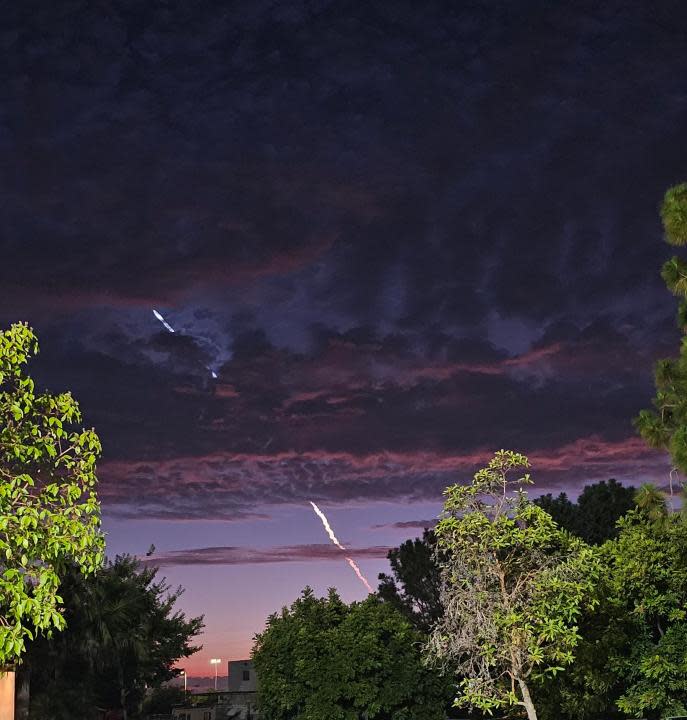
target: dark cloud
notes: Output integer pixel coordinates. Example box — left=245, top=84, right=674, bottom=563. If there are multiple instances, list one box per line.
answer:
left=1, top=1, right=684, bottom=524
left=21, top=312, right=671, bottom=521
left=2, top=1, right=686, bottom=327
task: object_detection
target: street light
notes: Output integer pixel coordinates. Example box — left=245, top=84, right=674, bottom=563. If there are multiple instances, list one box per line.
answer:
left=179, top=669, right=187, bottom=694
left=210, top=658, right=221, bottom=691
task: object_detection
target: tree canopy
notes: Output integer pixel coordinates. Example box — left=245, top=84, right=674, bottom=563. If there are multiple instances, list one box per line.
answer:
left=534, top=498, right=687, bottom=720
left=252, top=587, right=447, bottom=720
left=605, top=509, right=687, bottom=717
left=533, top=478, right=636, bottom=545
left=427, top=450, right=600, bottom=720
left=378, top=479, right=635, bottom=635
left=377, top=530, right=443, bottom=633
left=25, top=554, right=203, bottom=720
left=0, top=322, right=104, bottom=666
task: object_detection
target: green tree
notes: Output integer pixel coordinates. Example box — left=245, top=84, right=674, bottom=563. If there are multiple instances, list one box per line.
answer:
left=635, top=183, right=687, bottom=473
left=427, top=451, right=600, bottom=720
left=377, top=479, right=635, bottom=639
left=634, top=482, right=669, bottom=522
left=534, top=479, right=636, bottom=545
left=26, top=555, right=204, bottom=720
left=377, top=530, right=443, bottom=633
left=0, top=322, right=104, bottom=665
left=533, top=598, right=629, bottom=720
left=252, top=587, right=447, bottom=720
left=535, top=490, right=687, bottom=720
left=605, top=510, right=687, bottom=717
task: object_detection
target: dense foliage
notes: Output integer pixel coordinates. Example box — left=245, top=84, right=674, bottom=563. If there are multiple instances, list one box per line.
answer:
left=252, top=587, right=447, bottom=720
left=609, top=509, right=687, bottom=716
left=377, top=530, right=442, bottom=633
left=427, top=451, right=600, bottom=720
left=636, top=183, right=687, bottom=472
left=534, top=494, right=687, bottom=719
left=25, top=555, right=203, bottom=720
left=377, top=478, right=635, bottom=634
left=533, top=479, right=636, bottom=545
left=0, top=323, right=104, bottom=666
left=376, top=476, right=687, bottom=718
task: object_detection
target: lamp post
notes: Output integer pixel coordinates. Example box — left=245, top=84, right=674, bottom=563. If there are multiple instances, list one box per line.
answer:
left=210, top=658, right=221, bottom=691
left=179, top=669, right=187, bottom=694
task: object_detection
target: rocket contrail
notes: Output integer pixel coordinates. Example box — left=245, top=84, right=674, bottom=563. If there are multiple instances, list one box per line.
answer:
left=309, top=501, right=373, bottom=593
left=153, top=309, right=176, bottom=334
left=152, top=309, right=219, bottom=379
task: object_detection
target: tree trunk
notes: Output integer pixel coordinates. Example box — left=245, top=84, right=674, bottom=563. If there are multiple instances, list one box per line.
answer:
left=0, top=671, right=14, bottom=720
left=15, top=667, right=29, bottom=720
left=118, top=665, right=128, bottom=720
left=120, top=685, right=128, bottom=720
left=518, top=679, right=538, bottom=720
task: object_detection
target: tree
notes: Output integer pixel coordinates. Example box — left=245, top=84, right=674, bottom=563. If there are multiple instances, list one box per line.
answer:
left=532, top=596, right=629, bottom=720
left=377, top=478, right=635, bottom=638
left=427, top=451, right=600, bottom=720
left=252, top=587, right=447, bottom=720
left=534, top=488, right=687, bottom=720
left=634, top=482, right=668, bottom=522
left=635, top=183, right=687, bottom=474
left=377, top=530, right=443, bottom=633
left=604, top=510, right=687, bottom=717
left=141, top=684, right=187, bottom=716
left=0, top=322, right=104, bottom=666
left=25, top=555, right=204, bottom=720
left=533, top=479, right=636, bottom=545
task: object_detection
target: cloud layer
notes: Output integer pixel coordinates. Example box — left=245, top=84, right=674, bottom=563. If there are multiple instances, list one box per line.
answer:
left=1, top=1, right=685, bottom=527
left=148, top=543, right=391, bottom=567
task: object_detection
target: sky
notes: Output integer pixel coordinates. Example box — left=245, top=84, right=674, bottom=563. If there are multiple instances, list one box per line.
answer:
left=2, top=0, right=687, bottom=676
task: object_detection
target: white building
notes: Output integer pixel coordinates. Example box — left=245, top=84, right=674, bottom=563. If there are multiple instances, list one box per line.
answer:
left=227, top=660, right=257, bottom=692
left=172, top=661, right=259, bottom=720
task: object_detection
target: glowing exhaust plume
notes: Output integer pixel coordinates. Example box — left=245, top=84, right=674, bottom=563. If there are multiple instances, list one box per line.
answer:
left=309, top=501, right=373, bottom=593
left=152, top=309, right=219, bottom=379
left=153, top=309, right=176, bottom=333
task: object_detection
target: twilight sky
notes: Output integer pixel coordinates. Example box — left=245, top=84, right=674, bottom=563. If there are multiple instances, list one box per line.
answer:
left=2, top=0, right=687, bottom=675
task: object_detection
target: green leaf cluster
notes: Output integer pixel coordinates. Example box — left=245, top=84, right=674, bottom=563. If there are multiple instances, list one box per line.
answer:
left=661, top=183, right=687, bottom=247
left=0, top=322, right=105, bottom=665
left=252, top=587, right=447, bottom=720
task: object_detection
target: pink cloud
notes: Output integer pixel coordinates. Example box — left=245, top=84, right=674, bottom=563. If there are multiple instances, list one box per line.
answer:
left=98, top=435, right=668, bottom=520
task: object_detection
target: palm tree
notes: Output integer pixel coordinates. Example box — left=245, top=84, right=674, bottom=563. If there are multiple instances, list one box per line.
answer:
left=634, top=483, right=668, bottom=523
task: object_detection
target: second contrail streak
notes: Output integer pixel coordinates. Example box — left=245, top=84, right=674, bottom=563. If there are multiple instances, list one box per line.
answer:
left=309, top=501, right=373, bottom=593
left=152, top=308, right=218, bottom=379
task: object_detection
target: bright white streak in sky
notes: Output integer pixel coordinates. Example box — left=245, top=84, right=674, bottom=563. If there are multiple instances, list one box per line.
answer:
left=309, top=501, right=373, bottom=593
left=152, top=309, right=218, bottom=379
left=153, top=309, right=176, bottom=333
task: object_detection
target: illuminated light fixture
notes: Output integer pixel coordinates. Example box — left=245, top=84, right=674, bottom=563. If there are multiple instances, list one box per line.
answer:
left=210, top=658, right=222, bottom=691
